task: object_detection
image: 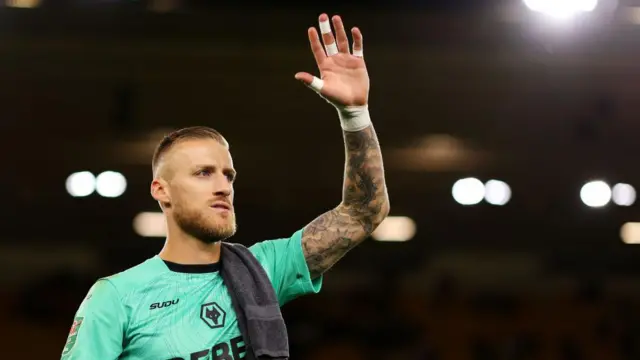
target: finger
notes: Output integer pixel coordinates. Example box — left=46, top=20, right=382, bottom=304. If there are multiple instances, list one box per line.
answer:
left=318, top=13, right=338, bottom=56
left=351, top=27, right=363, bottom=57
left=294, top=72, right=324, bottom=93
left=308, top=27, right=326, bottom=67
left=331, top=15, right=350, bottom=54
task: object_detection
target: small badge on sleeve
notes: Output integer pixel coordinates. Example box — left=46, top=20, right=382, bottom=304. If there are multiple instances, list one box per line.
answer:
left=61, top=317, right=84, bottom=357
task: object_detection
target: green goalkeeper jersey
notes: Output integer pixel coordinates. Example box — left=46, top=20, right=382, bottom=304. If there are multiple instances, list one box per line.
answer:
left=61, top=229, right=322, bottom=360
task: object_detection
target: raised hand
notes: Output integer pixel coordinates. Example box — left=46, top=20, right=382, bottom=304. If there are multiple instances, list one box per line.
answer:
left=295, top=14, right=369, bottom=107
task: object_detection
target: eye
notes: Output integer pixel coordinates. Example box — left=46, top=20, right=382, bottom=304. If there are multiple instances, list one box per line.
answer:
left=196, top=169, right=212, bottom=177
left=226, top=173, right=236, bottom=182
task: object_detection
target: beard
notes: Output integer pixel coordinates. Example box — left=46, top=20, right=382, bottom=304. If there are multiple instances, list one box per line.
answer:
left=172, top=204, right=237, bottom=244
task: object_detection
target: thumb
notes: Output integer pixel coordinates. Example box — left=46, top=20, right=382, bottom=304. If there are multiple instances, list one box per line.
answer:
left=294, top=72, right=314, bottom=84
left=294, top=72, right=323, bottom=93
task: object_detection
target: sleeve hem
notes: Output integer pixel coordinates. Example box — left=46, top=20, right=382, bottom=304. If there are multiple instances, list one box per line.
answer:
left=293, top=229, right=323, bottom=295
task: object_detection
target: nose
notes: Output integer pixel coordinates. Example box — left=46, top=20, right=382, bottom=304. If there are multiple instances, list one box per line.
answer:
left=213, top=174, right=232, bottom=197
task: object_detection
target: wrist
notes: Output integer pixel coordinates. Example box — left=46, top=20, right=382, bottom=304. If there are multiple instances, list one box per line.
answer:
left=337, top=105, right=371, bottom=132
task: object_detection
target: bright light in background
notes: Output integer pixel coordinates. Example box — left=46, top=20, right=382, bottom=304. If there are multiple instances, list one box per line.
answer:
left=66, top=171, right=96, bottom=197
left=5, top=0, right=40, bottom=8
left=372, top=216, right=416, bottom=242
left=484, top=180, right=512, bottom=206
left=452, top=177, right=485, bottom=205
left=580, top=180, right=611, bottom=208
left=523, top=0, right=598, bottom=18
left=620, top=222, right=640, bottom=244
left=626, top=7, right=640, bottom=25
left=612, top=183, right=636, bottom=206
left=133, top=212, right=166, bottom=237
left=96, top=171, right=127, bottom=198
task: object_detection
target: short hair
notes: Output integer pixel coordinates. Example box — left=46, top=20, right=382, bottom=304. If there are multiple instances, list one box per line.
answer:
left=152, top=126, right=228, bottom=177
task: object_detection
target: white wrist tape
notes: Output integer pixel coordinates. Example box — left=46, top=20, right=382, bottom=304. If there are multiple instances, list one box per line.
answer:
left=306, top=76, right=371, bottom=132
left=337, top=105, right=371, bottom=132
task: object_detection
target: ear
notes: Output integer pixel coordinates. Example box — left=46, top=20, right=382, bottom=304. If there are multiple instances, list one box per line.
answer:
left=151, top=178, right=171, bottom=207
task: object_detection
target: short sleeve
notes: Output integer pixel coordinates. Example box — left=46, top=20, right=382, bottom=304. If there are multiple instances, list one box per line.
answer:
left=250, top=229, right=323, bottom=305
left=61, top=279, right=126, bottom=360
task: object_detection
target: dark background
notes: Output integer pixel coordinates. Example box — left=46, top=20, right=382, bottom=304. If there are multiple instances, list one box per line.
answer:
left=4, top=0, right=640, bottom=359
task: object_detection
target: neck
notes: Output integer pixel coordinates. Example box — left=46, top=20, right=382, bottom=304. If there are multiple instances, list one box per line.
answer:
left=158, top=220, right=221, bottom=265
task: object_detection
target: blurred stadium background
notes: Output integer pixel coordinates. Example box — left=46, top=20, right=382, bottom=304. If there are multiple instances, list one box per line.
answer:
left=4, top=0, right=640, bottom=358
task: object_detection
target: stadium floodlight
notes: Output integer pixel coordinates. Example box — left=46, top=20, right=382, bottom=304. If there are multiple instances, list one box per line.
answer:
left=96, top=171, right=127, bottom=198
left=133, top=212, right=166, bottom=237
left=66, top=171, right=96, bottom=198
left=612, top=183, right=636, bottom=206
left=452, top=177, right=485, bottom=205
left=621, top=222, right=640, bottom=244
left=372, top=216, right=416, bottom=242
left=580, top=180, right=611, bottom=208
left=484, top=180, right=512, bottom=206
left=523, top=0, right=598, bottom=18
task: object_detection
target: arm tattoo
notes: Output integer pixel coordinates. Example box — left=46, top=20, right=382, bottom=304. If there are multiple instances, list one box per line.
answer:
left=303, top=125, right=390, bottom=279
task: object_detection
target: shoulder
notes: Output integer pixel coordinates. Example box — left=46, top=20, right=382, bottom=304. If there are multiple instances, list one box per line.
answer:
left=248, top=229, right=306, bottom=275
left=249, top=229, right=304, bottom=256
left=99, top=256, right=168, bottom=297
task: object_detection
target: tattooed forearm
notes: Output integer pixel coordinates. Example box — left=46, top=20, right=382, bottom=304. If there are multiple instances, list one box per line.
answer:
left=302, top=206, right=361, bottom=279
left=341, top=125, right=387, bottom=218
left=303, top=125, right=390, bottom=279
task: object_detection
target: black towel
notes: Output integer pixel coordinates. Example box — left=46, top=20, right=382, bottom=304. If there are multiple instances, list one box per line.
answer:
left=220, top=242, right=289, bottom=360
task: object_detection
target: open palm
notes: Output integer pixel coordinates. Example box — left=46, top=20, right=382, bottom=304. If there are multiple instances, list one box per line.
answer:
left=295, top=14, right=369, bottom=107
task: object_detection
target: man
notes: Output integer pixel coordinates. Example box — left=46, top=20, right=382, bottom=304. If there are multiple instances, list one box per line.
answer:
left=61, top=13, right=389, bottom=360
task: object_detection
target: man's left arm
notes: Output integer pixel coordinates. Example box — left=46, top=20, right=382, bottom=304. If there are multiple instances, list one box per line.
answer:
left=302, top=126, right=389, bottom=279
left=295, top=13, right=390, bottom=279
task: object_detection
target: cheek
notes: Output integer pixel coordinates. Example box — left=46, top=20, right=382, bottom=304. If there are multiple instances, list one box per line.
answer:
left=170, top=185, right=194, bottom=205
left=179, top=182, right=213, bottom=203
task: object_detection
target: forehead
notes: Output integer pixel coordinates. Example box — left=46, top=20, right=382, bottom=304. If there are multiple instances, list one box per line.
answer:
left=166, top=138, right=233, bottom=169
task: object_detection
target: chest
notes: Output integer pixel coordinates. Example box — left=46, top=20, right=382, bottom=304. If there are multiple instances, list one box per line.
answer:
left=123, top=277, right=247, bottom=360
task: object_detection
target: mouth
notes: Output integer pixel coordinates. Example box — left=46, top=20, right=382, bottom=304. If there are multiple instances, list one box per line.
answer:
left=210, top=202, right=231, bottom=211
